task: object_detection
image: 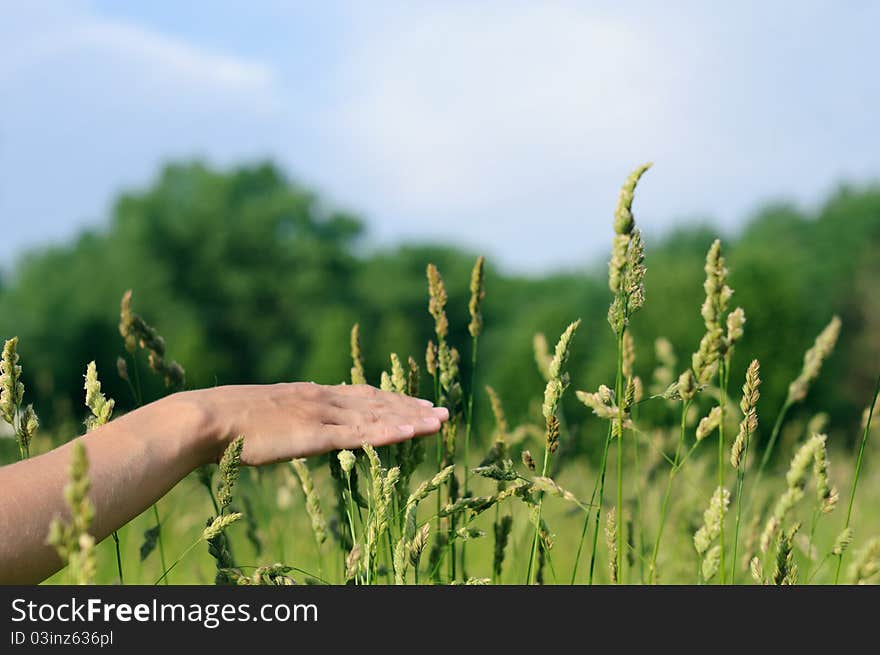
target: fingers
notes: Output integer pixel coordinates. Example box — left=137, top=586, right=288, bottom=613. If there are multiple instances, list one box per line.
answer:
left=338, top=384, right=435, bottom=410
left=320, top=421, right=428, bottom=451
left=326, top=401, right=446, bottom=428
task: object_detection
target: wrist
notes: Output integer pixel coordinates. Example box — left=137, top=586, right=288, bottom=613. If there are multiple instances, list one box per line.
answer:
left=160, top=389, right=227, bottom=466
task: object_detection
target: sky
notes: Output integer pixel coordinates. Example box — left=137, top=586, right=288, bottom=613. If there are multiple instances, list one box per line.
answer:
left=1, top=1, right=879, bottom=273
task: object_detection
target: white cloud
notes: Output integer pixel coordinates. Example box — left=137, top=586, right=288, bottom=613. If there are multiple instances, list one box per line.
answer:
left=0, top=1, right=277, bottom=102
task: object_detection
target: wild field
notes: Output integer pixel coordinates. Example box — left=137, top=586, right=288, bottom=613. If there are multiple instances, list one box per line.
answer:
left=3, top=163, right=879, bottom=585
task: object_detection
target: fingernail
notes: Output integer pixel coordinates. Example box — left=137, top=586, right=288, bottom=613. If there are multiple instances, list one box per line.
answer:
left=433, top=407, right=449, bottom=420
left=397, top=424, right=415, bottom=437
left=416, top=398, right=434, bottom=407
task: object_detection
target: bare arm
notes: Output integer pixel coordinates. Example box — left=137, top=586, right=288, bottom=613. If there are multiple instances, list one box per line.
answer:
left=0, top=382, right=448, bottom=584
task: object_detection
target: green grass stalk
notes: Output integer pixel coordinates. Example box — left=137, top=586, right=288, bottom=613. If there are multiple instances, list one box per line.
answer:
left=834, top=372, right=880, bottom=583
left=648, top=399, right=691, bottom=583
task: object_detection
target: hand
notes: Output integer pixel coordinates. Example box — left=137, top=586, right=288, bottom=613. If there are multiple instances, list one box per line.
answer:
left=189, top=383, right=449, bottom=466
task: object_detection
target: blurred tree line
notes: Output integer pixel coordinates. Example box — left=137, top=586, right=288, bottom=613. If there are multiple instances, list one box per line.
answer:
left=1, top=161, right=878, bottom=459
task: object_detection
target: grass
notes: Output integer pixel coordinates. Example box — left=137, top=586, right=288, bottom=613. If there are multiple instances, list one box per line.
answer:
left=5, top=163, right=880, bottom=585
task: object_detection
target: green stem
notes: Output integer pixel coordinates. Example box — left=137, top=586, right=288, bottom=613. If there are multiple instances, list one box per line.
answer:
left=154, top=538, right=200, bottom=585
left=570, top=425, right=608, bottom=583
left=152, top=503, right=168, bottom=585
left=461, top=335, right=479, bottom=579
left=648, top=399, right=691, bottom=584
left=588, top=425, right=614, bottom=584
left=614, top=329, right=625, bottom=584
left=526, top=446, right=551, bottom=584
left=729, top=423, right=752, bottom=585
left=112, top=530, right=124, bottom=584
left=632, top=408, right=645, bottom=583
left=834, top=372, right=880, bottom=583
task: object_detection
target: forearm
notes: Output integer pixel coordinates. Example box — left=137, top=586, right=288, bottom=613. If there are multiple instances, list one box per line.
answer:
left=0, top=392, right=213, bottom=584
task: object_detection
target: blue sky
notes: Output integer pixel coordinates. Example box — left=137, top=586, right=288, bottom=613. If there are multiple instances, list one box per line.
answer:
left=2, top=1, right=879, bottom=272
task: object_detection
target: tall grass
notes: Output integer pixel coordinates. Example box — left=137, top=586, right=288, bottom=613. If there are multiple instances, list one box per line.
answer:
left=10, top=164, right=880, bottom=586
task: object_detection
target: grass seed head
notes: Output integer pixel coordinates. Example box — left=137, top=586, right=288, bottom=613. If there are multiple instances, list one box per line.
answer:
left=84, top=361, right=114, bottom=431
left=217, top=436, right=244, bottom=512
left=696, top=406, right=723, bottom=442
left=786, top=316, right=841, bottom=405
left=613, top=162, right=652, bottom=236
left=202, top=512, right=243, bottom=541
left=846, top=536, right=880, bottom=584
left=0, top=337, right=24, bottom=426
left=831, top=527, right=854, bottom=556
left=426, top=264, right=449, bottom=340
left=292, top=458, right=327, bottom=545
left=350, top=323, right=366, bottom=385
left=468, top=255, right=486, bottom=338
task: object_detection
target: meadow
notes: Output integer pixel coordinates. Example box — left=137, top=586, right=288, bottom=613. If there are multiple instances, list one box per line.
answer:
left=2, top=163, right=879, bottom=585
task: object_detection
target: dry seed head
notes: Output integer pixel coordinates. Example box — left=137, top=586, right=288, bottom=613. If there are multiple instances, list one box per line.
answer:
left=21, top=405, right=38, bottom=448
left=623, top=230, right=647, bottom=313
left=345, top=544, right=362, bottom=582
left=390, top=354, right=407, bottom=394
left=701, top=240, right=731, bottom=330
left=696, top=406, right=723, bottom=442
left=732, top=360, right=761, bottom=468
left=0, top=336, right=23, bottom=426
left=542, top=320, right=580, bottom=420
left=410, top=523, right=430, bottom=567
left=692, top=329, right=722, bottom=386
left=786, top=316, right=841, bottom=405
left=808, top=412, right=830, bottom=436
left=614, top=162, right=652, bottom=235
left=740, top=359, right=762, bottom=415
left=576, top=389, right=619, bottom=421
left=406, top=356, right=420, bottom=397
left=291, top=458, right=327, bottom=545
left=217, top=436, right=244, bottom=512
left=393, top=537, right=408, bottom=584
left=622, top=330, right=635, bottom=378
left=609, top=234, right=631, bottom=295
left=846, top=536, right=880, bottom=584
left=522, top=450, right=536, bottom=472
left=379, top=371, right=392, bottom=391
left=750, top=556, right=765, bottom=584
left=726, top=307, right=746, bottom=350
left=760, top=435, right=825, bottom=551
left=46, top=440, right=96, bottom=584
left=350, top=323, right=366, bottom=385
left=485, top=385, right=509, bottom=440
left=832, top=527, right=854, bottom=556
left=468, top=255, right=486, bottom=338
left=702, top=545, right=721, bottom=582
left=532, top=476, right=581, bottom=507
left=426, top=340, right=437, bottom=377
left=202, top=513, right=243, bottom=541
left=694, top=486, right=730, bottom=556
left=811, top=434, right=833, bottom=507
left=426, top=264, right=449, bottom=339
left=533, top=333, right=552, bottom=381
left=677, top=369, right=697, bottom=402
left=605, top=508, right=619, bottom=584
left=337, top=449, right=356, bottom=475
left=84, top=361, right=114, bottom=431
left=632, top=376, right=644, bottom=404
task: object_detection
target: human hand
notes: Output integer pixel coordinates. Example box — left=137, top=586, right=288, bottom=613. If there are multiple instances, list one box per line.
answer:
left=185, top=382, right=449, bottom=466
